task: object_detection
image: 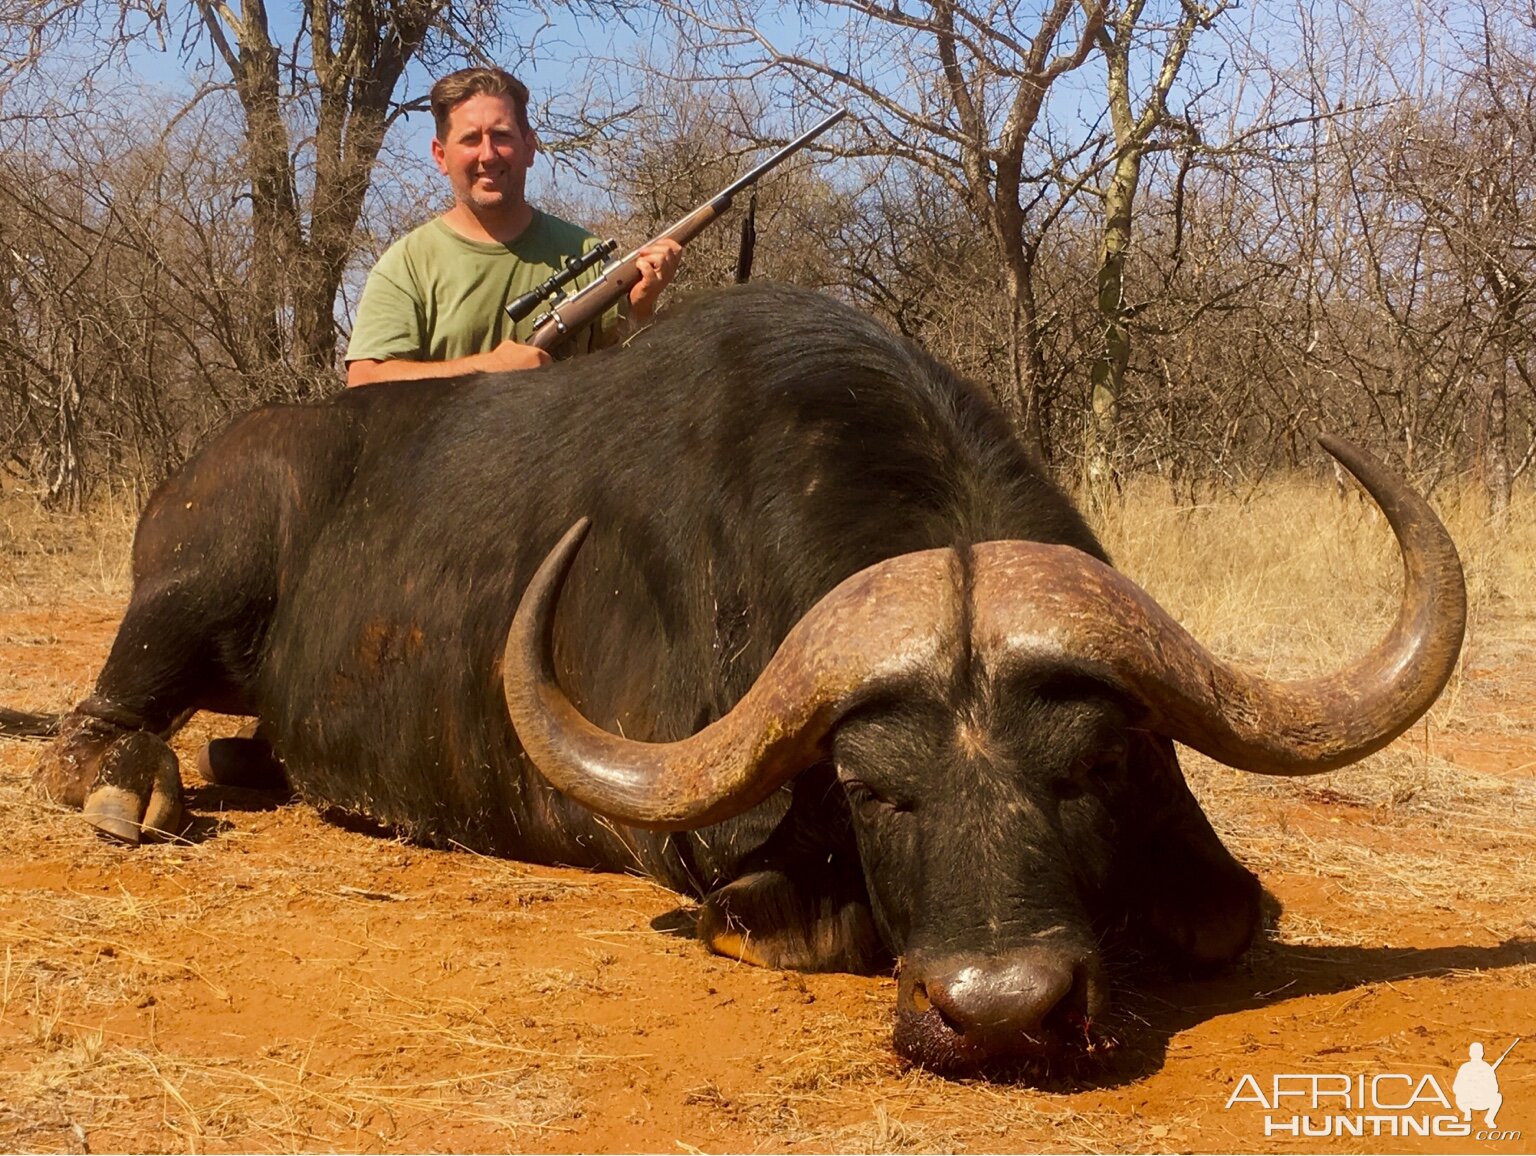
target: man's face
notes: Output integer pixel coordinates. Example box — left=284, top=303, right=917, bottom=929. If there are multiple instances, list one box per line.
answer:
left=432, top=92, right=536, bottom=215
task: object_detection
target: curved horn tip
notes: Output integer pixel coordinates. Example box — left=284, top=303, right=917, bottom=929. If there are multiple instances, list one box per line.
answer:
left=526, top=518, right=594, bottom=597
left=1316, top=432, right=1370, bottom=474
left=1315, top=434, right=1417, bottom=501
left=506, top=518, right=592, bottom=679
left=551, top=517, right=592, bottom=562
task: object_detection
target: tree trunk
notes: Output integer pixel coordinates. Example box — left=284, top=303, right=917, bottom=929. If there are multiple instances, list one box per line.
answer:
left=193, top=0, right=299, bottom=371
left=1085, top=147, right=1140, bottom=507
left=195, top=0, right=440, bottom=385
left=1004, top=253, right=1049, bottom=462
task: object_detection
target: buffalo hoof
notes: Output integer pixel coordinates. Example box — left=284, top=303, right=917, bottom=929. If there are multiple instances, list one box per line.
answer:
left=80, top=732, right=184, bottom=844
left=32, top=715, right=130, bottom=807
left=197, top=726, right=288, bottom=791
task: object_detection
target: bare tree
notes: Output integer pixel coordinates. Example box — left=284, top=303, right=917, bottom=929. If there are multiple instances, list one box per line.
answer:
left=0, top=102, right=268, bottom=500
left=1390, top=20, right=1536, bottom=518
left=572, top=74, right=851, bottom=296
left=656, top=0, right=1109, bottom=459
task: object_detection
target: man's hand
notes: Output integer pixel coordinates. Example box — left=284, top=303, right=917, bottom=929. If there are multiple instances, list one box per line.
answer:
left=627, top=238, right=683, bottom=323
left=478, top=339, right=551, bottom=372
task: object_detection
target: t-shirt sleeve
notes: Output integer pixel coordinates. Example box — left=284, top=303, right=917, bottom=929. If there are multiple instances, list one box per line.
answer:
left=345, top=257, right=427, bottom=363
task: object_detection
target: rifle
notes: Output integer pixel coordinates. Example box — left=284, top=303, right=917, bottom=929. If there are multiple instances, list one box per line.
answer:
left=521, top=107, right=847, bottom=352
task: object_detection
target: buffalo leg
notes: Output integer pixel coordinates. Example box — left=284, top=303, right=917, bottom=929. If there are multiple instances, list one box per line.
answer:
left=33, top=566, right=272, bottom=843
left=34, top=574, right=267, bottom=841
left=32, top=405, right=359, bottom=843
left=694, top=771, right=889, bottom=973
left=33, top=567, right=255, bottom=842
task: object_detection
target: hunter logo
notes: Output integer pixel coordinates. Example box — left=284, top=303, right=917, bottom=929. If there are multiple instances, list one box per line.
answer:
left=1454, top=1039, right=1518, bottom=1128
left=1225, top=1038, right=1522, bottom=1141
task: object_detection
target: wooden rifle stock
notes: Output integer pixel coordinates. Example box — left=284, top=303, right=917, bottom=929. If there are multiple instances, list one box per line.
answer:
left=527, top=108, right=846, bottom=353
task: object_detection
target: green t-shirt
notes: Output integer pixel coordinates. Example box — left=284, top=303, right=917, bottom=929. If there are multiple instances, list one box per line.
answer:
left=345, top=210, right=622, bottom=363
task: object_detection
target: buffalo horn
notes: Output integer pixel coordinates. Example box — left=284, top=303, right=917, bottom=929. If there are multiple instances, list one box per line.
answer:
left=970, top=435, right=1465, bottom=774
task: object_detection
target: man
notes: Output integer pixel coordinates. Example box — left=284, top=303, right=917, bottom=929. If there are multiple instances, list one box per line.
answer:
left=346, top=67, right=681, bottom=385
left=1453, top=1041, right=1506, bottom=1128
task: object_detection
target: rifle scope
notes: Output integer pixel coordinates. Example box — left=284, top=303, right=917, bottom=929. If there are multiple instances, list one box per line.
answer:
left=505, top=239, right=619, bottom=324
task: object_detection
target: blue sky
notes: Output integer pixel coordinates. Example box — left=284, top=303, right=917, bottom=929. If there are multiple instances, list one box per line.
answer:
left=20, top=0, right=1525, bottom=239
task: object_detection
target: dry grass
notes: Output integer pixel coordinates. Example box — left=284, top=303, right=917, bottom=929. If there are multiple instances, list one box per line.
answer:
left=0, top=781, right=604, bottom=1151
left=0, top=489, right=136, bottom=610
left=2, top=1029, right=582, bottom=1152
left=1093, top=472, right=1536, bottom=677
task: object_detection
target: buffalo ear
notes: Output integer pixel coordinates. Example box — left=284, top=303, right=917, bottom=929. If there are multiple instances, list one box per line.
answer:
left=697, top=868, right=889, bottom=975
left=1136, top=854, right=1264, bottom=969
left=1119, top=732, right=1264, bottom=969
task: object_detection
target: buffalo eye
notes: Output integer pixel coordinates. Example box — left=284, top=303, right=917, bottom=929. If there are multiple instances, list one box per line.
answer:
left=1050, top=775, right=1087, bottom=801
left=1054, top=740, right=1129, bottom=800
left=841, top=778, right=909, bottom=815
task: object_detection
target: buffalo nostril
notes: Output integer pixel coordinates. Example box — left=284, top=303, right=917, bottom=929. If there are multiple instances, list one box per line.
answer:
left=921, top=950, right=1089, bottom=1046
left=903, top=976, right=966, bottom=1035
left=1041, top=962, right=1096, bottom=1035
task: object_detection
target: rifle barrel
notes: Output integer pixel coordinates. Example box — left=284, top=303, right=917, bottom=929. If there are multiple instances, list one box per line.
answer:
left=1492, top=1037, right=1520, bottom=1069
left=526, top=107, right=847, bottom=352
left=716, top=108, right=848, bottom=205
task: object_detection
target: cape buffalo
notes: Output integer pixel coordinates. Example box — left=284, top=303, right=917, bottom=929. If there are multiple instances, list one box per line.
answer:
left=27, top=283, right=1465, bottom=1074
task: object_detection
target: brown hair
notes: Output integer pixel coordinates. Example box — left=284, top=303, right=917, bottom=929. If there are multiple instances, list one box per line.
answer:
left=430, top=67, right=531, bottom=139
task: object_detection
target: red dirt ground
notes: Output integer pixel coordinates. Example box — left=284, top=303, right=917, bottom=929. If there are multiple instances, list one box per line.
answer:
left=1, top=592, right=1532, bottom=1154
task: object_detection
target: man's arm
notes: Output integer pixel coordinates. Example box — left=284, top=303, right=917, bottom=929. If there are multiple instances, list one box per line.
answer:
left=346, top=252, right=552, bottom=386
left=347, top=339, right=549, bottom=387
